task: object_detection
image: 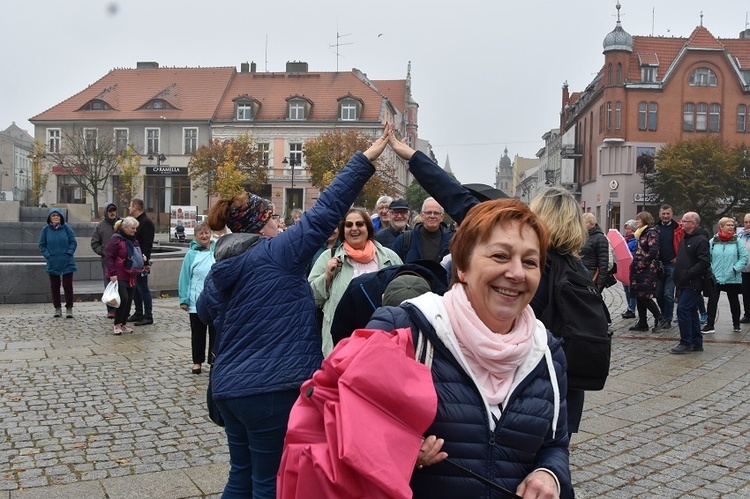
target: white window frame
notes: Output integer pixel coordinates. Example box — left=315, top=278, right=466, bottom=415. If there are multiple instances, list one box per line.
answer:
left=114, top=128, right=129, bottom=154
left=83, top=128, right=98, bottom=153
left=340, top=102, right=357, bottom=121
left=289, top=143, right=303, bottom=166
left=237, top=103, right=252, bottom=121
left=146, top=128, right=160, bottom=155
left=641, top=66, right=657, bottom=82
left=258, top=142, right=270, bottom=166
left=696, top=103, right=708, bottom=131
left=288, top=101, right=305, bottom=121
left=709, top=103, right=720, bottom=132
left=47, top=128, right=61, bottom=153
left=690, top=68, right=717, bottom=87
left=183, top=128, right=198, bottom=155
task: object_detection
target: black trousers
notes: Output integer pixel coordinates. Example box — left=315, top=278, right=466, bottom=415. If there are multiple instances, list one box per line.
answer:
left=189, top=312, right=216, bottom=364
left=114, top=281, right=136, bottom=326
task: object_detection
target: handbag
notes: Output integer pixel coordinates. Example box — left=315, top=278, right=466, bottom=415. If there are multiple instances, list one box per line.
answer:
left=206, top=367, right=225, bottom=427
left=101, top=281, right=121, bottom=307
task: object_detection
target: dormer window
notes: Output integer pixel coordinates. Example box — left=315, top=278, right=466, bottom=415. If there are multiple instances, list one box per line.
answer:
left=289, top=101, right=305, bottom=120
left=286, top=96, right=313, bottom=121
left=641, top=66, right=657, bottom=82
left=338, top=95, right=364, bottom=121
left=82, top=99, right=111, bottom=111
left=141, top=99, right=176, bottom=110
left=689, top=68, right=717, bottom=87
left=233, top=95, right=261, bottom=121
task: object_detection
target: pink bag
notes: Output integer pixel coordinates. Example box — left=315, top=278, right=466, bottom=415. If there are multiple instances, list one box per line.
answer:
left=277, top=328, right=437, bottom=499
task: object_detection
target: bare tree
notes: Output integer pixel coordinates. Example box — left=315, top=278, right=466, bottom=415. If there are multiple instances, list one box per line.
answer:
left=46, top=128, right=121, bottom=216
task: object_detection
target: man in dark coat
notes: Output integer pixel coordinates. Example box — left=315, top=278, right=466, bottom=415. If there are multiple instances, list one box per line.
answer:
left=392, top=198, right=454, bottom=263
left=374, top=198, right=410, bottom=248
left=671, top=211, right=710, bottom=354
left=91, top=202, right=120, bottom=318
left=128, top=198, right=155, bottom=325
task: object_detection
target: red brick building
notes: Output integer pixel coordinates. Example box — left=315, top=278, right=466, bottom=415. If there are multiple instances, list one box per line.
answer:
left=560, top=3, right=750, bottom=229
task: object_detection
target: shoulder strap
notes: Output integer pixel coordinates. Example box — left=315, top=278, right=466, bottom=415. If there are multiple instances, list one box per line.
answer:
left=402, top=229, right=412, bottom=256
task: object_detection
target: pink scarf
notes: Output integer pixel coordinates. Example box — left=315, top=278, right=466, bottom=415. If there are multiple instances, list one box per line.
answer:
left=442, top=285, right=535, bottom=405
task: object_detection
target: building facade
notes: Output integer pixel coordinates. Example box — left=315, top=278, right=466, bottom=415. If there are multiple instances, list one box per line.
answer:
left=30, top=61, right=417, bottom=225
left=561, top=3, right=750, bottom=230
left=0, top=123, right=34, bottom=203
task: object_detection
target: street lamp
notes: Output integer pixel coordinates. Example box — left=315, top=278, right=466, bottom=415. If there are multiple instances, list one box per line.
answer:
left=148, top=152, right=167, bottom=165
left=282, top=156, right=299, bottom=212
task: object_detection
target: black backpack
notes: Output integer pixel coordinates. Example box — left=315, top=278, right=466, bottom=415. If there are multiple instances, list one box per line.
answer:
left=539, top=251, right=611, bottom=391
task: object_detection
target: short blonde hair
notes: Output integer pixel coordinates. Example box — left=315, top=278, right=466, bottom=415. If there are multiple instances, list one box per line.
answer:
left=529, top=187, right=586, bottom=257
left=636, top=211, right=654, bottom=227
left=718, top=217, right=735, bottom=229
left=114, top=216, right=139, bottom=231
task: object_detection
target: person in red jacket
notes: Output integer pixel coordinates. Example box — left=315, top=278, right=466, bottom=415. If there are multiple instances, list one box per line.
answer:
left=105, top=217, right=143, bottom=335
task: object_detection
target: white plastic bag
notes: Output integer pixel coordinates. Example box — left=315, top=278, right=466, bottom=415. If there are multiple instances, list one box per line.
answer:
left=102, top=281, right=121, bottom=307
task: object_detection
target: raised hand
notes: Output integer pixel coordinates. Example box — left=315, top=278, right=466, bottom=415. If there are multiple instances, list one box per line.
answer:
left=388, top=127, right=416, bottom=161
left=363, top=124, right=392, bottom=161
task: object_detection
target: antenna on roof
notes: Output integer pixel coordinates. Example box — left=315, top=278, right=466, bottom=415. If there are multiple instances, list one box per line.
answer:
left=700, top=10, right=703, bottom=27
left=651, top=7, right=655, bottom=36
left=265, top=34, right=268, bottom=72
left=329, top=31, right=353, bottom=72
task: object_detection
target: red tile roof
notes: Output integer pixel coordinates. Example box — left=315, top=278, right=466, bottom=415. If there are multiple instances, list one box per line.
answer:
left=31, top=66, right=237, bottom=122
left=371, top=79, right=407, bottom=111
left=213, top=70, right=393, bottom=122
left=685, top=26, right=724, bottom=50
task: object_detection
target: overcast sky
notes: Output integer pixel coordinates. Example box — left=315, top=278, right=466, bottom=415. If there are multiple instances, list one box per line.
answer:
left=2, top=0, right=746, bottom=184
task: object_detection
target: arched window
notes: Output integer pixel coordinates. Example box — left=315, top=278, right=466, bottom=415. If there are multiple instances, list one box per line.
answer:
left=615, top=102, right=622, bottom=129
left=689, top=68, right=717, bottom=86
left=616, top=63, right=622, bottom=85
left=638, top=102, right=648, bottom=130
left=607, top=64, right=612, bottom=85
left=648, top=103, right=658, bottom=131
left=606, top=102, right=612, bottom=130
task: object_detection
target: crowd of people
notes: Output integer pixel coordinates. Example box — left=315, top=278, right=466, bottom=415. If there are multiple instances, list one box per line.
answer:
left=36, top=124, right=750, bottom=499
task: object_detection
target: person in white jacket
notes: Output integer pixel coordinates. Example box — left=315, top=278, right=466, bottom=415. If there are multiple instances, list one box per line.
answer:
left=178, top=222, right=216, bottom=374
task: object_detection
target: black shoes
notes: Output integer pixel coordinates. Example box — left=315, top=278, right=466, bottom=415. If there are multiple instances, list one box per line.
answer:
left=670, top=343, right=696, bottom=354
left=740, top=316, right=750, bottom=324
left=629, top=323, right=649, bottom=331
left=621, top=310, right=636, bottom=319
left=652, top=318, right=670, bottom=332
left=134, top=316, right=153, bottom=326
left=127, top=313, right=143, bottom=323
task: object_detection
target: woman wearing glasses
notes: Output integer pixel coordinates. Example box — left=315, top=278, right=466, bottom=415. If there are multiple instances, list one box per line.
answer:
left=308, top=207, right=402, bottom=355
left=197, top=130, right=392, bottom=499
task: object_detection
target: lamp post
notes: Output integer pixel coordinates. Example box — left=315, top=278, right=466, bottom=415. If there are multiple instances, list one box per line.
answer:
left=148, top=152, right=167, bottom=166
left=282, top=156, right=299, bottom=214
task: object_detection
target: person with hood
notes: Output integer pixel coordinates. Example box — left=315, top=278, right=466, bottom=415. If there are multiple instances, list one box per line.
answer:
left=178, top=221, right=216, bottom=375
left=366, top=198, right=572, bottom=498
left=105, top=217, right=144, bottom=335
left=39, top=208, right=78, bottom=318
left=197, top=129, right=391, bottom=499
left=91, top=203, right=120, bottom=318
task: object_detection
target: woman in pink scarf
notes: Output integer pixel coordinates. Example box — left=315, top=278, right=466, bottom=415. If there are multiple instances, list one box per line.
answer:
left=365, top=196, right=572, bottom=498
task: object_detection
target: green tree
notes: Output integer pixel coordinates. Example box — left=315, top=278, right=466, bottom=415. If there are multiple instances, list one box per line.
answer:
left=304, top=130, right=399, bottom=208
left=214, top=143, right=250, bottom=199
left=405, top=179, right=429, bottom=213
left=116, top=145, right=142, bottom=211
left=646, top=137, right=750, bottom=227
left=28, top=141, right=50, bottom=207
left=46, top=128, right=121, bottom=216
left=188, top=134, right=267, bottom=197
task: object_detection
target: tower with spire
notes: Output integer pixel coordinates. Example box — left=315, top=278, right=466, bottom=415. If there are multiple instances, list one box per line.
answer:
left=495, top=147, right=513, bottom=196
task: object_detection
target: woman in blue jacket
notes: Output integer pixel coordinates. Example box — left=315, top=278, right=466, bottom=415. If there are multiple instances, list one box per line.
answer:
left=367, top=199, right=572, bottom=498
left=178, top=221, right=216, bottom=375
left=704, top=217, right=749, bottom=333
left=38, top=208, right=77, bottom=318
left=197, top=131, right=390, bottom=499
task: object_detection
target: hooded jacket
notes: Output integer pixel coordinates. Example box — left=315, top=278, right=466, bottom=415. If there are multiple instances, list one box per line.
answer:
left=178, top=239, right=216, bottom=313
left=581, top=224, right=610, bottom=289
left=91, top=203, right=119, bottom=259
left=38, top=208, right=77, bottom=275
left=197, top=152, right=376, bottom=400
left=104, top=230, right=142, bottom=286
left=709, top=233, right=749, bottom=285
left=366, top=293, right=572, bottom=498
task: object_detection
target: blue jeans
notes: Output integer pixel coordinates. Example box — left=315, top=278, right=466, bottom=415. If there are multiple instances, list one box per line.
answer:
left=623, top=284, right=637, bottom=312
left=656, top=263, right=675, bottom=321
left=677, top=288, right=702, bottom=349
left=216, top=389, right=299, bottom=499
left=133, top=273, right=152, bottom=317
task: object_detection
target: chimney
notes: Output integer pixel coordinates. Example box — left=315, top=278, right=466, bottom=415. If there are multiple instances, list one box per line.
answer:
left=250, top=61, right=257, bottom=73
left=240, top=62, right=249, bottom=73
left=136, top=61, right=159, bottom=69
left=286, top=61, right=309, bottom=74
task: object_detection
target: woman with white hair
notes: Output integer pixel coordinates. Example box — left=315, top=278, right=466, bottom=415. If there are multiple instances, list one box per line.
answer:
left=105, top=216, right=144, bottom=335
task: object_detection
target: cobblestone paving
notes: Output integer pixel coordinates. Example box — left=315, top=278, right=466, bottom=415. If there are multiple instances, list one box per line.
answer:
left=1, top=289, right=749, bottom=498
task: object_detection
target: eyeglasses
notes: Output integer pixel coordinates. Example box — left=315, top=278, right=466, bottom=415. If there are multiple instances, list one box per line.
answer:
left=421, top=211, right=443, bottom=217
left=345, top=221, right=366, bottom=228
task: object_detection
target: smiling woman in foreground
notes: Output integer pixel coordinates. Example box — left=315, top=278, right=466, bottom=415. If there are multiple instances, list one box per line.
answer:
left=367, top=198, right=573, bottom=498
